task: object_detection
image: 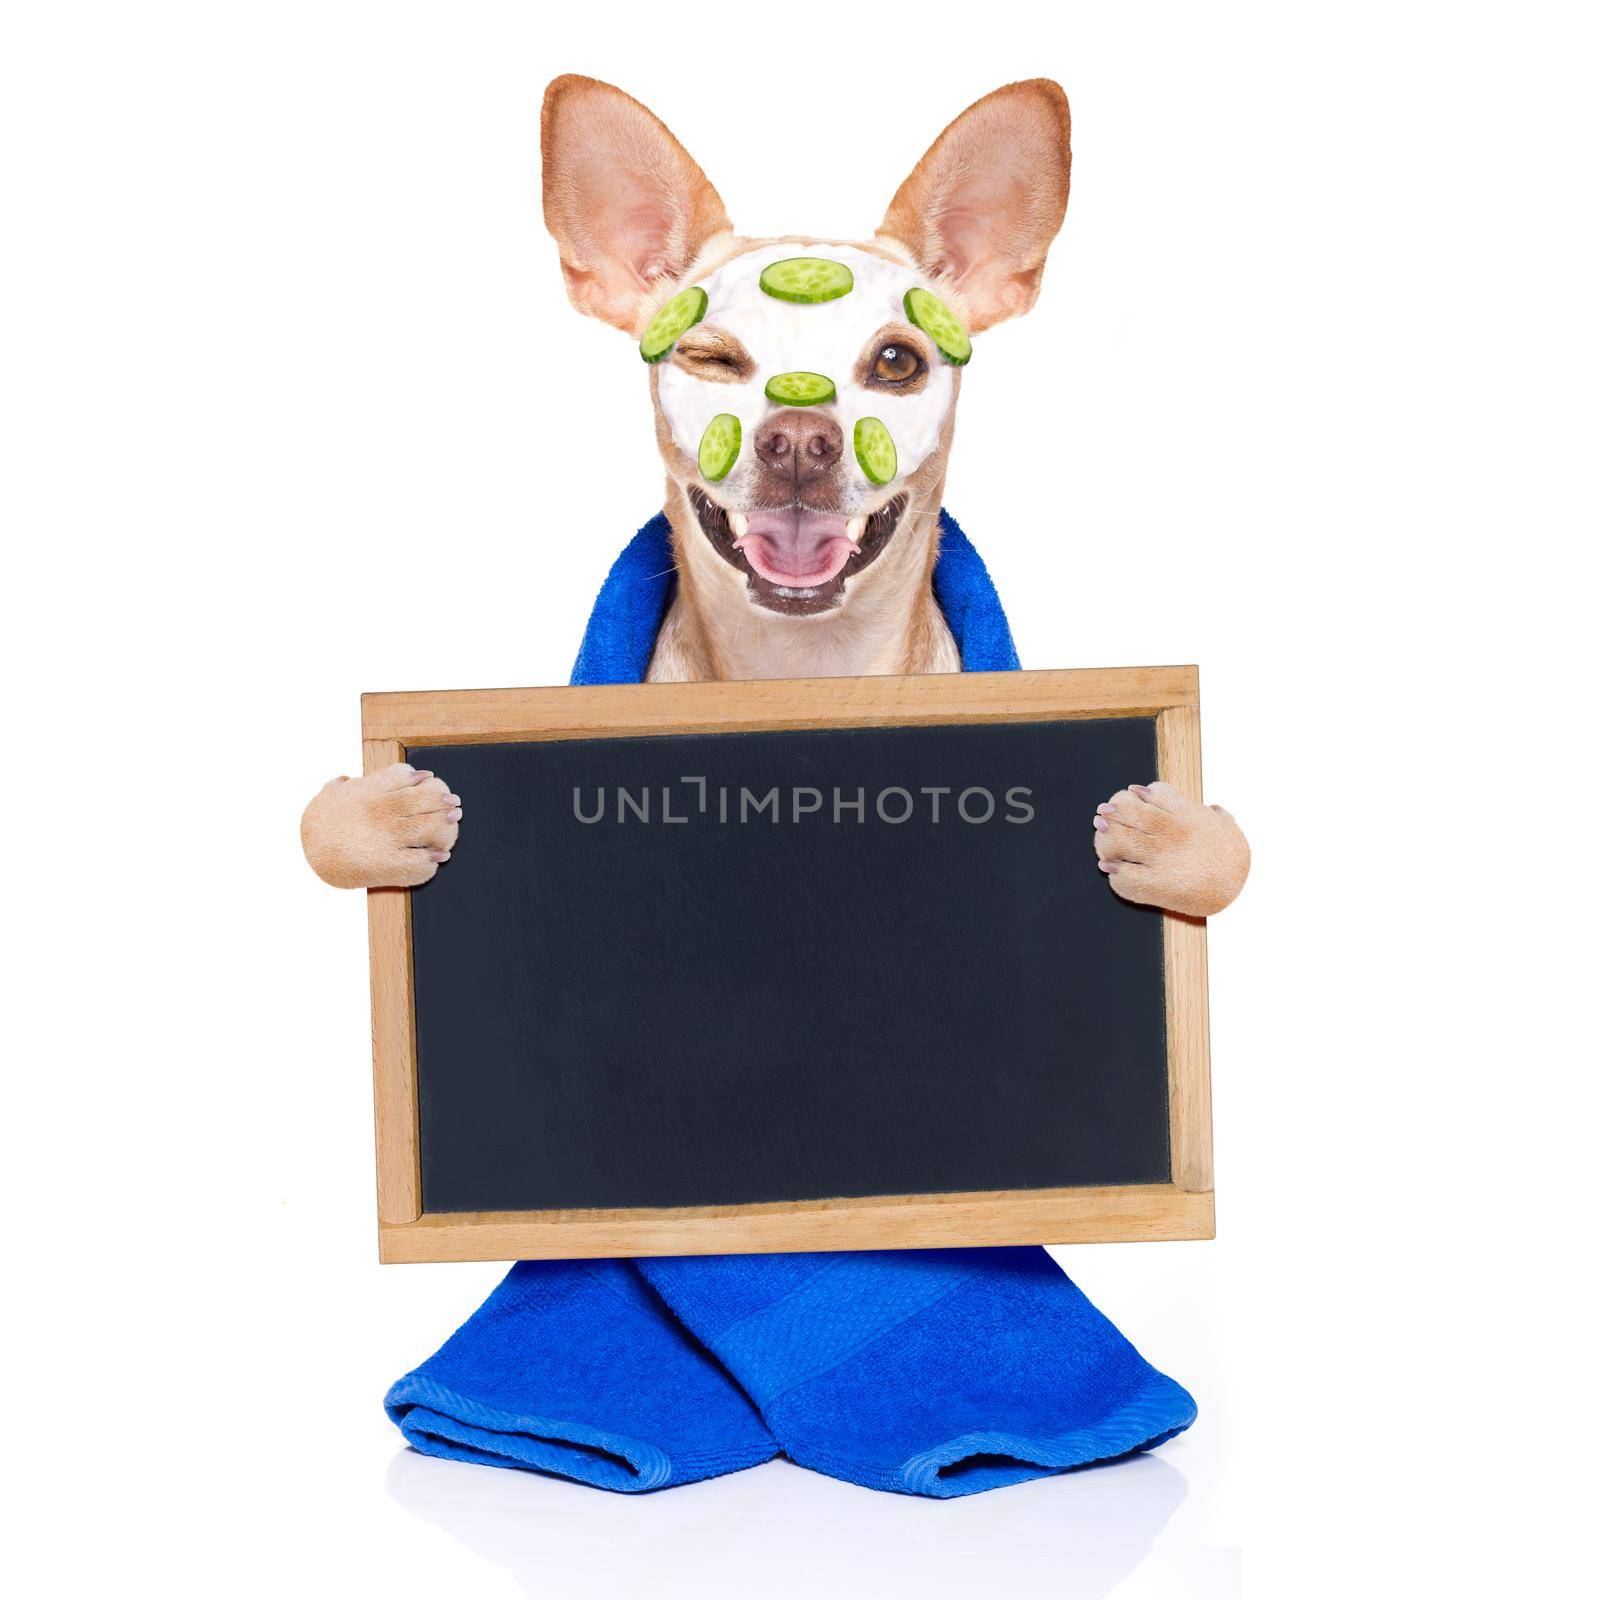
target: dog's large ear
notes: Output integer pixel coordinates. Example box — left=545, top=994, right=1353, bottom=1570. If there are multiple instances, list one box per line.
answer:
left=878, top=80, right=1071, bottom=334
left=541, top=75, right=733, bottom=333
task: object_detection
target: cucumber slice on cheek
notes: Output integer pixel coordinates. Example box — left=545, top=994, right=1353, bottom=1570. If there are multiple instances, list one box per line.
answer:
left=903, top=286, right=972, bottom=366
left=639, top=286, right=708, bottom=363
left=853, top=417, right=898, bottom=486
left=764, top=371, right=836, bottom=407
left=698, top=414, right=741, bottom=482
left=758, top=257, right=855, bottom=303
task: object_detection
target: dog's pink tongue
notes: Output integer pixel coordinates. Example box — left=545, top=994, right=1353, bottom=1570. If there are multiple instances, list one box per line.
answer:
left=736, top=511, right=855, bottom=587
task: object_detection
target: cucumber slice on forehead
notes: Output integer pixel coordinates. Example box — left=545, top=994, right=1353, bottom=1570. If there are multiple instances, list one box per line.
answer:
left=853, top=417, right=898, bottom=486
left=638, top=285, right=708, bottom=363
left=758, top=257, right=855, bottom=303
left=764, top=370, right=836, bottom=407
left=903, top=286, right=972, bottom=366
left=698, top=414, right=741, bottom=482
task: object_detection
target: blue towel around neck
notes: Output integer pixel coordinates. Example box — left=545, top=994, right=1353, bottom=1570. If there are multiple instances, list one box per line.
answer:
left=570, top=507, right=1020, bottom=685
left=386, top=509, right=1195, bottom=1496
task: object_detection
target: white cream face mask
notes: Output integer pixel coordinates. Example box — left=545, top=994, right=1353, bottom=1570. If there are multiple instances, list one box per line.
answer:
left=649, top=243, right=966, bottom=510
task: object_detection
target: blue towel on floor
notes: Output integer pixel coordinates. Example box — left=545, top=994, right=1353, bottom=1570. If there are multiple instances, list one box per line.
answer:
left=388, top=509, right=1194, bottom=1496
left=638, top=1249, right=1195, bottom=1498
left=384, top=1259, right=777, bottom=1492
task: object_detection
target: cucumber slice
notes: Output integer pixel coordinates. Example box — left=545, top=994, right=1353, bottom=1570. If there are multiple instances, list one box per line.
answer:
left=903, top=286, right=972, bottom=366
left=698, top=414, right=741, bottom=482
left=853, top=417, right=898, bottom=485
left=638, top=285, right=708, bottom=363
left=758, top=257, right=855, bottom=303
left=764, top=370, right=836, bottom=407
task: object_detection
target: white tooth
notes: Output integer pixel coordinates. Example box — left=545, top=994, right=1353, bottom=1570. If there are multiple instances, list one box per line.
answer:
left=846, top=516, right=866, bottom=551
left=729, top=512, right=749, bottom=539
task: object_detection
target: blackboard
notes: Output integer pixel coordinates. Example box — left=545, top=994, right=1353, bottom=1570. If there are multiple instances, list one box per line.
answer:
left=362, top=669, right=1213, bottom=1261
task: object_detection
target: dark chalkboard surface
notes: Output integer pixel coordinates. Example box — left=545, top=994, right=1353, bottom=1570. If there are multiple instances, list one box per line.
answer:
left=407, top=716, right=1169, bottom=1215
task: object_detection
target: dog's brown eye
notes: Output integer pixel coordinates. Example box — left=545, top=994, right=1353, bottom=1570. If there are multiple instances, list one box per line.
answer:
left=872, top=343, right=922, bottom=383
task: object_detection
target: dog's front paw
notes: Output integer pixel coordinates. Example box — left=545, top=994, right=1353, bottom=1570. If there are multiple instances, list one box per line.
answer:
left=301, top=763, right=462, bottom=889
left=1092, top=781, right=1249, bottom=918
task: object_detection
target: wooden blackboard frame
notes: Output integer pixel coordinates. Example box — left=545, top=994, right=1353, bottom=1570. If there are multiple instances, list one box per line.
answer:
left=361, top=667, right=1213, bottom=1263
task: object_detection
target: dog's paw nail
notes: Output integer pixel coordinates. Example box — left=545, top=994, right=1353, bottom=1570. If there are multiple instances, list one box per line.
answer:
left=411, top=770, right=433, bottom=783
left=1130, top=784, right=1150, bottom=796
left=446, top=808, right=462, bottom=823
left=444, top=794, right=461, bottom=807
left=428, top=850, right=451, bottom=863
left=1097, top=802, right=1115, bottom=815
left=1099, top=860, right=1119, bottom=874
left=1093, top=816, right=1109, bottom=831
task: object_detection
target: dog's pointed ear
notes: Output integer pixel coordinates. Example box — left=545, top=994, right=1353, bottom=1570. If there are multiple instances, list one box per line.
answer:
left=878, top=80, right=1071, bottom=334
left=541, top=75, right=733, bottom=334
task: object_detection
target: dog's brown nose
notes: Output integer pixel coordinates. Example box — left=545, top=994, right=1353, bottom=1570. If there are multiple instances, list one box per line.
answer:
left=755, top=409, right=843, bottom=481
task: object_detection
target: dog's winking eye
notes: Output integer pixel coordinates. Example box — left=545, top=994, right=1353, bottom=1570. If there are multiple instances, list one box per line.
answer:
left=673, top=331, right=755, bottom=384
left=872, top=343, right=924, bottom=383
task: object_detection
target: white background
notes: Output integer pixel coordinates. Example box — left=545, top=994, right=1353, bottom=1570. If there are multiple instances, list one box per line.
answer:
left=4, top=3, right=1595, bottom=1595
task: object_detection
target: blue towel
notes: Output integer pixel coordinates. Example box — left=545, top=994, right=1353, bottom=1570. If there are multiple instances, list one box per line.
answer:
left=385, top=1259, right=777, bottom=1492
left=388, top=509, right=1194, bottom=1496
left=638, top=1249, right=1195, bottom=1497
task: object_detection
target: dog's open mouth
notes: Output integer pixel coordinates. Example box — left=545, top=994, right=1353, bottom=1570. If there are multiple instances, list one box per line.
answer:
left=689, top=488, right=907, bottom=615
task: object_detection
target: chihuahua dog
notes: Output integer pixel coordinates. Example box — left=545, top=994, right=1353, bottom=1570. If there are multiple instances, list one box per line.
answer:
left=302, top=76, right=1250, bottom=918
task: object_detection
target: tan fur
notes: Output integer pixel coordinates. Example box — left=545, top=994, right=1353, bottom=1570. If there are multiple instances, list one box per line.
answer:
left=301, top=764, right=459, bottom=890
left=302, top=77, right=1250, bottom=917
left=540, top=75, right=732, bottom=333
left=878, top=79, right=1072, bottom=334
left=1093, top=782, right=1251, bottom=918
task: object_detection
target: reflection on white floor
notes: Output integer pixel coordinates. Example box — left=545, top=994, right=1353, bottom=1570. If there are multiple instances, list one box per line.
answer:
left=387, top=1446, right=1209, bottom=1599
